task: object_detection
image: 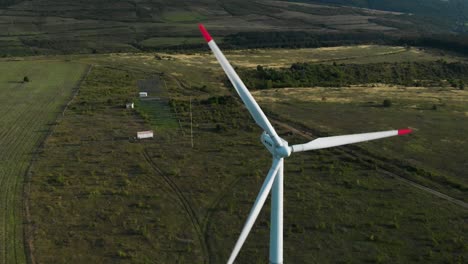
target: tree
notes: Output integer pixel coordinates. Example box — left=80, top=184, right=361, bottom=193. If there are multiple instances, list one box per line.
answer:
left=23, top=76, right=29, bottom=82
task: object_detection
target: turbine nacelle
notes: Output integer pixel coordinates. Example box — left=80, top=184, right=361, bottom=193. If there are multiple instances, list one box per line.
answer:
left=261, top=132, right=291, bottom=158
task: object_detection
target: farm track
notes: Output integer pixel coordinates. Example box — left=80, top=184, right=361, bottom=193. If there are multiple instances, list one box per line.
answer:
left=309, top=48, right=407, bottom=64
left=143, top=146, right=244, bottom=263
left=142, top=149, right=209, bottom=263
left=269, top=118, right=468, bottom=210
left=202, top=176, right=242, bottom=264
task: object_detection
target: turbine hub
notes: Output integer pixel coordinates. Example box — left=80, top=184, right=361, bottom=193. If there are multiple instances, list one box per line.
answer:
left=275, top=145, right=291, bottom=158
left=261, top=132, right=291, bottom=158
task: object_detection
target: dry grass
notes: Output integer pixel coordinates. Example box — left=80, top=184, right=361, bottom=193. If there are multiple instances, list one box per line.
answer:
left=253, top=85, right=468, bottom=105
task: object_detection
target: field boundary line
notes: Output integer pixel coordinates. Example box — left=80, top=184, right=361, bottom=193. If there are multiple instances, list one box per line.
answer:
left=22, top=64, right=93, bottom=264
left=269, top=118, right=468, bottom=210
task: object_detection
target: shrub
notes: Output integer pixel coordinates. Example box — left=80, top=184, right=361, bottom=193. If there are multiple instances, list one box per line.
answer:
left=117, top=250, right=129, bottom=258
left=215, top=123, right=227, bottom=132
left=449, top=79, right=458, bottom=88
left=383, top=99, right=392, bottom=107
left=23, top=76, right=29, bottom=82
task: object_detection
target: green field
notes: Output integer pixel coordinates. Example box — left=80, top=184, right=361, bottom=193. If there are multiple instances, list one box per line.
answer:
left=24, top=46, right=468, bottom=263
left=0, top=60, right=88, bottom=264
left=136, top=99, right=178, bottom=131
left=254, top=86, right=468, bottom=201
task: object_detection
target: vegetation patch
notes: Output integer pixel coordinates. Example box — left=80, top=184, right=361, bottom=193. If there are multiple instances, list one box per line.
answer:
left=240, top=61, right=468, bottom=89
left=135, top=99, right=178, bottom=131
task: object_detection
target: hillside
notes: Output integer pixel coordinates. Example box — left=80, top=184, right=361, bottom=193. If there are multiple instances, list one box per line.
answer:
left=0, top=1, right=467, bottom=263
left=0, top=0, right=456, bottom=56
left=22, top=46, right=468, bottom=264
left=293, top=0, right=468, bottom=32
left=0, top=0, right=21, bottom=7
left=295, top=0, right=466, bottom=14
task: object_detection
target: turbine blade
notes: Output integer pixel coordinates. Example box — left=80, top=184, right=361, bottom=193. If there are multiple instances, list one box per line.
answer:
left=292, top=128, right=412, bottom=153
left=227, top=158, right=283, bottom=264
left=198, top=24, right=283, bottom=146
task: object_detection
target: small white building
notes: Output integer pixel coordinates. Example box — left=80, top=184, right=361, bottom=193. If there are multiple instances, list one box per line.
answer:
left=139, top=92, right=148, bottom=97
left=126, top=102, right=134, bottom=109
left=137, top=130, right=153, bottom=139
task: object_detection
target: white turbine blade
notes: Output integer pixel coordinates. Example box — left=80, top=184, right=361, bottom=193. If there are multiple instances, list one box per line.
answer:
left=199, top=24, right=282, bottom=146
left=227, top=158, right=282, bottom=264
left=292, top=128, right=412, bottom=153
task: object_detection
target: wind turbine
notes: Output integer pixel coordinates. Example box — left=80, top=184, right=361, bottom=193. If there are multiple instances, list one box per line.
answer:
left=198, top=24, right=412, bottom=264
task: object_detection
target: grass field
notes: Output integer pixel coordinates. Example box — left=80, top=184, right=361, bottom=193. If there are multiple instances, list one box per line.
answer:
left=24, top=46, right=468, bottom=263
left=28, top=65, right=204, bottom=263
left=253, top=85, right=468, bottom=201
left=0, top=60, right=88, bottom=264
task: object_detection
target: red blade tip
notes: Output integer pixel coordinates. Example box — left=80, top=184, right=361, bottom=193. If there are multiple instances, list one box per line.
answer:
left=398, top=129, right=413, bottom=135
left=198, top=24, right=212, bottom=42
